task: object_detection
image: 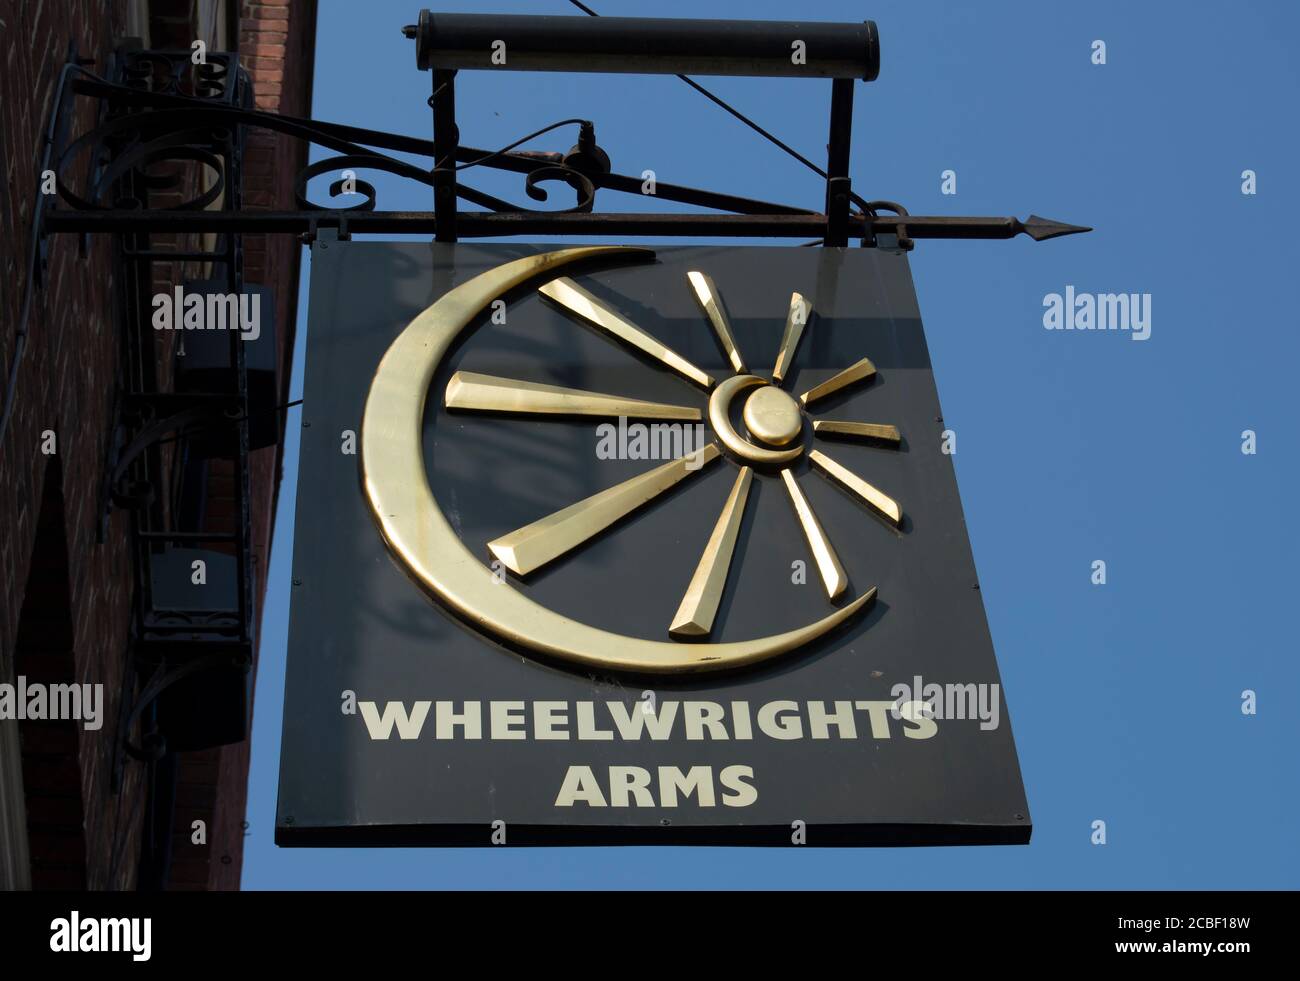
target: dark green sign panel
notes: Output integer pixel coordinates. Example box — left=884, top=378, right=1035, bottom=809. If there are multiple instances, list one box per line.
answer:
left=276, top=241, right=1029, bottom=846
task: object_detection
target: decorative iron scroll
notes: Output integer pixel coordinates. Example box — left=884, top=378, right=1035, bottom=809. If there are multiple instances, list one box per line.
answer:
left=52, top=61, right=928, bottom=236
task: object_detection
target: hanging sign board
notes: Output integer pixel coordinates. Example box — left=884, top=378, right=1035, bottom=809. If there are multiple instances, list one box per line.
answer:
left=276, top=241, right=1029, bottom=846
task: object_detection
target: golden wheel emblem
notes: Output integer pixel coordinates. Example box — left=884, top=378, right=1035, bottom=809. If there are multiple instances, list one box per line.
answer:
left=361, top=246, right=904, bottom=674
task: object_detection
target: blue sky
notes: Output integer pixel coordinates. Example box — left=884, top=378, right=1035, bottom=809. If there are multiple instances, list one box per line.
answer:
left=241, top=0, right=1300, bottom=888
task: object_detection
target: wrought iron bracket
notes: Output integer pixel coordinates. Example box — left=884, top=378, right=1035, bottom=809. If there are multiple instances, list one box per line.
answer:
left=30, top=48, right=262, bottom=779
left=100, top=393, right=243, bottom=522
left=39, top=51, right=1089, bottom=249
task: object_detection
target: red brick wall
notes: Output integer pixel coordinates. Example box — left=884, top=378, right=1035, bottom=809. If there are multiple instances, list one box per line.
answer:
left=14, top=461, right=89, bottom=889
left=0, top=0, right=139, bottom=890
left=1, top=0, right=315, bottom=890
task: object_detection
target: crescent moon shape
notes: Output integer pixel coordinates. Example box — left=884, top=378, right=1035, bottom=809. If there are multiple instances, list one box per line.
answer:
left=360, top=246, right=875, bottom=674
left=708, top=375, right=803, bottom=465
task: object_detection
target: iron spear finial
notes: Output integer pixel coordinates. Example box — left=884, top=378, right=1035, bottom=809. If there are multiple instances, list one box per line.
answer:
left=1018, top=215, right=1093, bottom=241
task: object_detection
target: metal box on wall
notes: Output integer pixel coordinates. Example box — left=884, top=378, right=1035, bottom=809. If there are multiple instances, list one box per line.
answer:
left=144, top=547, right=253, bottom=751
left=174, top=280, right=279, bottom=450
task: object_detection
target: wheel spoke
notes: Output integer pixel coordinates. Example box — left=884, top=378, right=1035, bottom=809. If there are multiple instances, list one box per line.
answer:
left=669, top=467, right=753, bottom=639
left=798, top=356, right=876, bottom=406
left=687, top=271, right=747, bottom=374
left=808, top=448, right=902, bottom=526
left=780, top=469, right=848, bottom=601
left=539, top=277, right=714, bottom=390
left=488, top=444, right=721, bottom=576
left=812, top=419, right=901, bottom=446
left=446, top=371, right=700, bottom=420
left=772, top=292, right=811, bottom=385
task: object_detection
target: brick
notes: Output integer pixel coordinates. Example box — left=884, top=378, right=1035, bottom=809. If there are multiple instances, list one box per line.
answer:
left=245, top=7, right=290, bottom=22
left=241, top=30, right=287, bottom=46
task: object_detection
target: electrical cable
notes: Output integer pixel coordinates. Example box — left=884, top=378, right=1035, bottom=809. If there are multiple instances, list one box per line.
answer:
left=562, top=0, right=879, bottom=220
left=435, top=117, right=591, bottom=173
left=149, top=398, right=304, bottom=448
left=0, top=60, right=84, bottom=453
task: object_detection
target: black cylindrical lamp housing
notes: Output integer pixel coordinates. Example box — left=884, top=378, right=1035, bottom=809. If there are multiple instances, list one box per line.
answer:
left=411, top=11, right=880, bottom=80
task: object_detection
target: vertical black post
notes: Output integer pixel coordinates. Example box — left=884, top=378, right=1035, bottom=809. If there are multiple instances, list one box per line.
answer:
left=431, top=68, right=458, bottom=242
left=824, top=77, right=854, bottom=247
